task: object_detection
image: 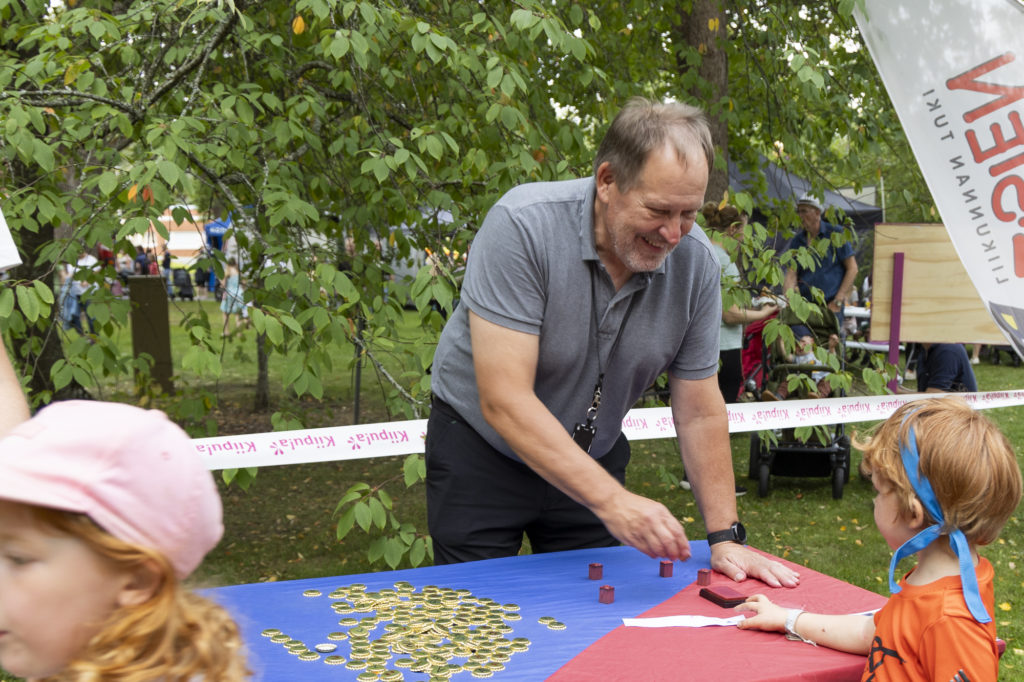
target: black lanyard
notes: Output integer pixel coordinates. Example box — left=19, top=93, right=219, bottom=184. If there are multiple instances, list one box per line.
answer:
left=579, top=262, right=636, bottom=432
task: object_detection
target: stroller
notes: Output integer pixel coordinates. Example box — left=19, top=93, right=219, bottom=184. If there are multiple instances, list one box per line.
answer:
left=744, top=305, right=851, bottom=499
left=171, top=268, right=195, bottom=301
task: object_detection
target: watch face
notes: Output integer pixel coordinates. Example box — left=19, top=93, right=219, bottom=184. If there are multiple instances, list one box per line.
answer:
left=733, top=522, right=747, bottom=544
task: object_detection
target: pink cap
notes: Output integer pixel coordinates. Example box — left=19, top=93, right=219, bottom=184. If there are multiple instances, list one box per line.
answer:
left=0, top=400, right=223, bottom=578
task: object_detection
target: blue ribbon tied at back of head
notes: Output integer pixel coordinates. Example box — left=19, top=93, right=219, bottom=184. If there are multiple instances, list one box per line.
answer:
left=887, top=425, right=990, bottom=623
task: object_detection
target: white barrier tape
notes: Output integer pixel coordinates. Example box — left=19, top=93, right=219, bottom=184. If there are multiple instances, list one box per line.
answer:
left=195, top=390, right=1024, bottom=471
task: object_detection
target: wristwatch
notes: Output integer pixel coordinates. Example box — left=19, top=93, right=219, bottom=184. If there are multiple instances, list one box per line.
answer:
left=707, top=521, right=746, bottom=546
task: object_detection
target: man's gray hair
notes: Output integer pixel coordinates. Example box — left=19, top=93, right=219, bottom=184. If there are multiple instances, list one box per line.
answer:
left=593, top=97, right=714, bottom=193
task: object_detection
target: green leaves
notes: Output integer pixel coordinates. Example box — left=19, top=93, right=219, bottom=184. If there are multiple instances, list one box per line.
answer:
left=14, top=282, right=48, bottom=323
left=403, top=454, right=425, bottom=488
left=788, top=51, right=825, bottom=89
left=333, top=478, right=428, bottom=569
left=509, top=9, right=541, bottom=30
left=0, top=288, right=14, bottom=319
left=0, top=0, right=912, bottom=572
left=157, top=160, right=181, bottom=187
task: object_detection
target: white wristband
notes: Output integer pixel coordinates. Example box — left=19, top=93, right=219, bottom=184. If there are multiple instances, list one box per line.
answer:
left=785, top=609, right=817, bottom=646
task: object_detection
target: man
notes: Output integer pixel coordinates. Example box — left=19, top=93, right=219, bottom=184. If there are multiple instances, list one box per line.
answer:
left=426, top=98, right=797, bottom=588
left=915, top=343, right=978, bottom=393
left=782, top=194, right=858, bottom=341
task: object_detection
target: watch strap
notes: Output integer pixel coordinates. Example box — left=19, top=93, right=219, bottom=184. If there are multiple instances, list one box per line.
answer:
left=706, top=526, right=739, bottom=545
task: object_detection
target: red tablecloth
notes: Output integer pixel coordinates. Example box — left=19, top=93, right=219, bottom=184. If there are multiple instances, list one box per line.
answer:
left=548, top=549, right=887, bottom=682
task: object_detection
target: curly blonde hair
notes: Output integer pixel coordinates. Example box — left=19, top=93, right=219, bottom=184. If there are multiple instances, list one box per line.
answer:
left=859, top=398, right=1022, bottom=546
left=31, top=507, right=249, bottom=682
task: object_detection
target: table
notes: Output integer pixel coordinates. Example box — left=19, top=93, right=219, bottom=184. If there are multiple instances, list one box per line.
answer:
left=205, top=544, right=885, bottom=681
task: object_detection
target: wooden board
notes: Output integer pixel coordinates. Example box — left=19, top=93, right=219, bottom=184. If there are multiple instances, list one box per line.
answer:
left=870, top=223, right=1003, bottom=343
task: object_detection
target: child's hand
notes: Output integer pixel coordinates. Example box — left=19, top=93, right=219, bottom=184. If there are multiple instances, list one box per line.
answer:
left=735, top=594, right=788, bottom=633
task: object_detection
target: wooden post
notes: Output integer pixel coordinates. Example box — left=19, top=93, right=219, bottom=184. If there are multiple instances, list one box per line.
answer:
left=886, top=253, right=904, bottom=393
left=127, top=276, right=174, bottom=395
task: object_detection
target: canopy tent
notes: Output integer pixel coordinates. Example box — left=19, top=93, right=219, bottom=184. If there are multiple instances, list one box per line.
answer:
left=728, top=155, right=883, bottom=231
left=204, top=215, right=231, bottom=248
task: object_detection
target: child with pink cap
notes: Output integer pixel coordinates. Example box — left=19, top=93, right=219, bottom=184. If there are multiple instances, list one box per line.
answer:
left=0, top=400, right=248, bottom=681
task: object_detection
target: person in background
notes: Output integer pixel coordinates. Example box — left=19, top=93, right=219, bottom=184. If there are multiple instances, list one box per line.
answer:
left=96, top=243, right=114, bottom=269
left=914, top=343, right=978, bottom=393
left=970, top=343, right=983, bottom=366
left=60, top=250, right=98, bottom=335
left=162, top=246, right=173, bottom=297
left=700, top=202, right=779, bottom=403
left=0, top=400, right=249, bottom=681
left=425, top=97, right=798, bottom=589
left=133, top=245, right=148, bottom=275
left=738, top=398, right=1021, bottom=682
left=220, top=258, right=246, bottom=334
left=681, top=201, right=779, bottom=495
left=782, top=193, right=857, bottom=354
left=117, top=252, right=134, bottom=283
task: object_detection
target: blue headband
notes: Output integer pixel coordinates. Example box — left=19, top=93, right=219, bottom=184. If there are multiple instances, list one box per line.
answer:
left=887, top=425, right=990, bottom=623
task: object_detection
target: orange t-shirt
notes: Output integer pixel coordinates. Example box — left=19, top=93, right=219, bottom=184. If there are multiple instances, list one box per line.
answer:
left=862, top=557, right=998, bottom=682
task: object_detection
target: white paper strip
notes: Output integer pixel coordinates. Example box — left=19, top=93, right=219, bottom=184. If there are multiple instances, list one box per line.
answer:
left=622, top=615, right=745, bottom=628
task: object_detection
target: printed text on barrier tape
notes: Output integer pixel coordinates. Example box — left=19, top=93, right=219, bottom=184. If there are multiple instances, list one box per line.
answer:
left=194, top=390, right=1024, bottom=470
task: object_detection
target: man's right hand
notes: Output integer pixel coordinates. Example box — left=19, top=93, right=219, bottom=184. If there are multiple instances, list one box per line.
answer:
left=594, top=489, right=691, bottom=560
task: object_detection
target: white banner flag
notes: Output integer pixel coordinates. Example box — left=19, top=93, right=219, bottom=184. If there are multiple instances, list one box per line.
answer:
left=0, top=206, right=20, bottom=272
left=854, top=0, right=1024, bottom=358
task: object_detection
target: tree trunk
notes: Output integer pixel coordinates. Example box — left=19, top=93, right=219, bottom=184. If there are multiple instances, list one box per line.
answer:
left=5, top=158, right=89, bottom=402
left=8, top=227, right=92, bottom=401
left=675, top=0, right=730, bottom=204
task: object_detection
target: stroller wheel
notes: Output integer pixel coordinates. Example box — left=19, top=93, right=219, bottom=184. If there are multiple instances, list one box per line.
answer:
left=748, top=435, right=765, bottom=480
left=832, top=466, right=845, bottom=500
left=838, top=435, right=852, bottom=484
left=758, top=462, right=770, bottom=498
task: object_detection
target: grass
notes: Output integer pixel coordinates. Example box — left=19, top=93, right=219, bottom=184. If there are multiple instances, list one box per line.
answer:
left=3, top=305, right=1024, bottom=681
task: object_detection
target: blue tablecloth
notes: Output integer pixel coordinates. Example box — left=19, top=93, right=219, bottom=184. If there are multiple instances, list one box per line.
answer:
left=205, top=544, right=712, bottom=680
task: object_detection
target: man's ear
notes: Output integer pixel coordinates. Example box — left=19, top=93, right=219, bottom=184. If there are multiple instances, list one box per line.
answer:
left=116, top=559, right=164, bottom=608
left=595, top=161, right=615, bottom=202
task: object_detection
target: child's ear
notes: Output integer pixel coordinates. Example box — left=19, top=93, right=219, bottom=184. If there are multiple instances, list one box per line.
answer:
left=116, top=559, right=164, bottom=607
left=907, top=498, right=928, bottom=530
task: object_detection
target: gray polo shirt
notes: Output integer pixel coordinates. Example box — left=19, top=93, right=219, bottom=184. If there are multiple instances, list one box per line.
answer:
left=431, top=177, right=721, bottom=460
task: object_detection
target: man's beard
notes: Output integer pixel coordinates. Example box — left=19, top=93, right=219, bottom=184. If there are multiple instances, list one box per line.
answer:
left=609, top=223, right=672, bottom=273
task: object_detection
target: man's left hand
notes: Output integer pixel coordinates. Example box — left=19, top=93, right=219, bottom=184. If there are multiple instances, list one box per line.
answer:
left=709, top=542, right=800, bottom=588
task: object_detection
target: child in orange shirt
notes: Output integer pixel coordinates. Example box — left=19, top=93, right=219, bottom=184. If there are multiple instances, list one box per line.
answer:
left=737, top=397, right=1021, bottom=681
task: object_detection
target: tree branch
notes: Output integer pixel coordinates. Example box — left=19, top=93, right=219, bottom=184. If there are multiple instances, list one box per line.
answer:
left=0, top=89, right=136, bottom=115
left=142, top=8, right=239, bottom=112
